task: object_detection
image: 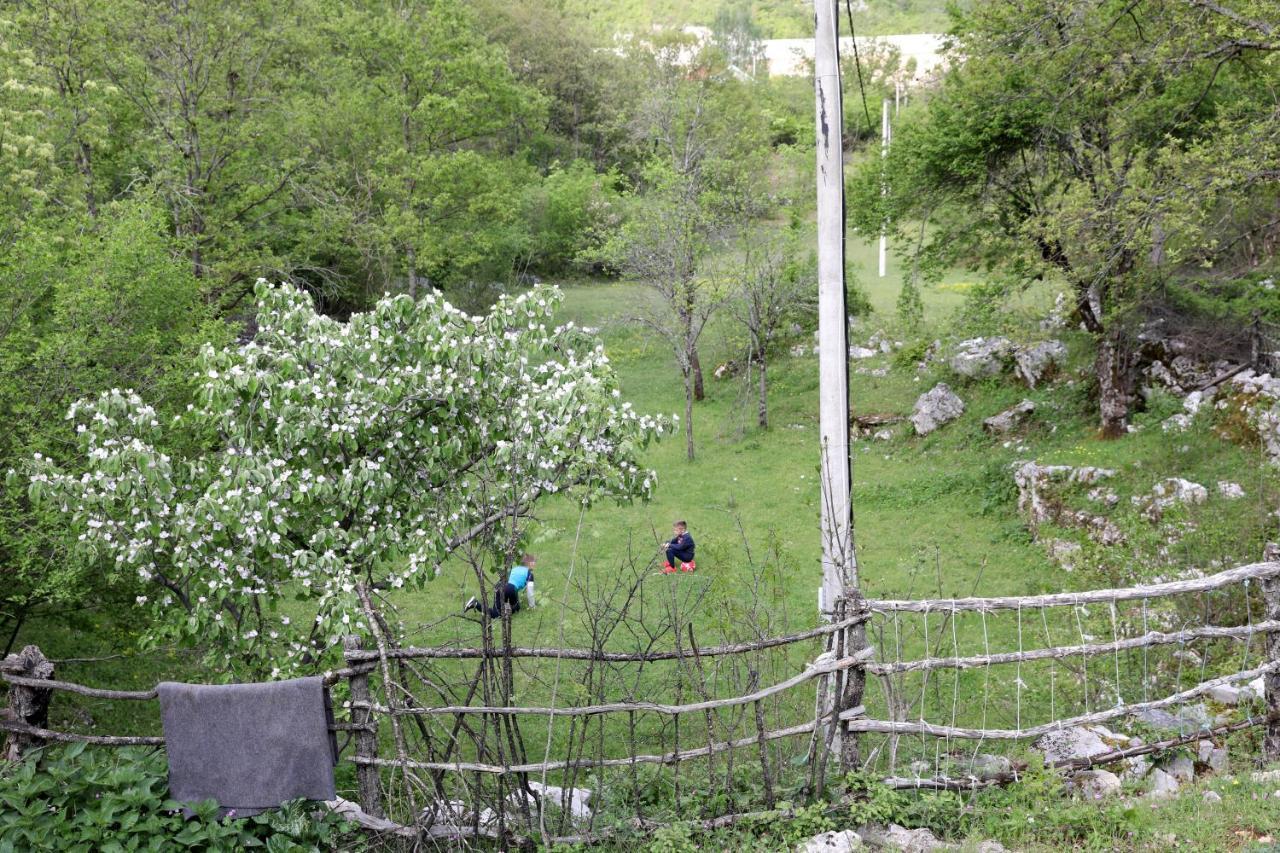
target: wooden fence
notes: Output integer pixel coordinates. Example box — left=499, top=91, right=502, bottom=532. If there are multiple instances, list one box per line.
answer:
left=4, top=559, right=1280, bottom=847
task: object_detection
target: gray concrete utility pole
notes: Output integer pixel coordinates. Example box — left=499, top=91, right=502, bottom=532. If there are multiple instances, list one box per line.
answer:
left=813, top=0, right=857, bottom=622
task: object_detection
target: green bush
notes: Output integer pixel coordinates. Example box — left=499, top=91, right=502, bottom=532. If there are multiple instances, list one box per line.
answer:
left=0, top=744, right=358, bottom=852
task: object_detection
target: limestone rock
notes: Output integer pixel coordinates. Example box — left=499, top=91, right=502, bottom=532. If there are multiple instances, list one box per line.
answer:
left=1134, top=703, right=1210, bottom=733
left=1217, top=481, right=1245, bottom=499
left=1120, top=755, right=1152, bottom=782
left=797, top=830, right=863, bottom=852
left=1209, top=684, right=1244, bottom=705
left=983, top=400, right=1035, bottom=434
left=791, top=344, right=810, bottom=358
left=1208, top=748, right=1228, bottom=774
left=912, top=383, right=965, bottom=435
left=857, top=823, right=955, bottom=852
left=1071, top=769, right=1122, bottom=799
left=1162, top=414, right=1192, bottom=432
left=1202, top=790, right=1222, bottom=803
left=1033, top=726, right=1110, bottom=763
left=1250, top=768, right=1280, bottom=783
left=1013, top=461, right=1116, bottom=529
left=1014, top=340, right=1067, bottom=388
left=1146, top=767, right=1180, bottom=799
left=963, top=754, right=1013, bottom=780
left=850, top=345, right=879, bottom=359
left=1163, top=755, right=1195, bottom=784
left=1046, top=538, right=1082, bottom=571
left=1136, top=478, right=1208, bottom=521
left=949, top=337, right=1013, bottom=379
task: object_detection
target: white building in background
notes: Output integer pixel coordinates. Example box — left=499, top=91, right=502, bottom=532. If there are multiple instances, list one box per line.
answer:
left=762, top=33, right=948, bottom=82
left=612, top=26, right=950, bottom=87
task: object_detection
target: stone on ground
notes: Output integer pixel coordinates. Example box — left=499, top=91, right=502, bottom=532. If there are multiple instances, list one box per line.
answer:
left=857, top=823, right=955, bottom=851
left=1202, top=790, right=1222, bottom=803
left=797, top=830, right=863, bottom=852
left=1032, top=726, right=1111, bottom=763
left=1070, top=769, right=1122, bottom=799
left=983, top=400, right=1035, bottom=434
left=1217, top=481, right=1245, bottom=499
left=1013, top=340, right=1067, bottom=388
left=912, top=383, right=965, bottom=435
left=1146, top=767, right=1180, bottom=799
left=949, top=337, right=1013, bottom=379
left=1163, top=755, right=1195, bottom=784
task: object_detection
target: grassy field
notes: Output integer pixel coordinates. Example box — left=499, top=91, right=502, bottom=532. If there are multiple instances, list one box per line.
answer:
left=14, top=229, right=1279, bottom=847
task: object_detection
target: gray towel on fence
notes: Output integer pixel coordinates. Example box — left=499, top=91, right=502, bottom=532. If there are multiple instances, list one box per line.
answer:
left=158, top=676, right=338, bottom=818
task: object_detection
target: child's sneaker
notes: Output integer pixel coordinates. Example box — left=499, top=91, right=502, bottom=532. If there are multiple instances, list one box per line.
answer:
left=463, top=596, right=479, bottom=613
left=661, top=562, right=677, bottom=575
left=680, top=561, right=696, bottom=573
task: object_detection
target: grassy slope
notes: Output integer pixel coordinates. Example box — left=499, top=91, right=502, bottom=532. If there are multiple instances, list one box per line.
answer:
left=15, top=230, right=1276, bottom=849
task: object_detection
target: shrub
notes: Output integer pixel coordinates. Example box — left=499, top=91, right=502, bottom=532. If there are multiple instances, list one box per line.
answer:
left=0, top=743, right=358, bottom=852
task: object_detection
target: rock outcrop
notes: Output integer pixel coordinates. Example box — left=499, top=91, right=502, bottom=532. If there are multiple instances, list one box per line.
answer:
left=912, top=384, right=965, bottom=435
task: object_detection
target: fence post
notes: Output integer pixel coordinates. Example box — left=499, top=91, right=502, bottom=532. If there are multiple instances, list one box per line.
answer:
left=1264, top=544, right=1280, bottom=762
left=1, top=645, right=54, bottom=761
left=343, top=635, right=384, bottom=818
left=839, top=593, right=868, bottom=773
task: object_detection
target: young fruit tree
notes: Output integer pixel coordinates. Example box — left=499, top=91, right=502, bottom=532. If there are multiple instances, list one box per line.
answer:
left=25, top=281, right=665, bottom=674
left=607, top=161, right=730, bottom=462
left=728, top=226, right=816, bottom=429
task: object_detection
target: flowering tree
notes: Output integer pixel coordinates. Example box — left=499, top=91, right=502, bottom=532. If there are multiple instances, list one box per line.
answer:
left=27, top=281, right=665, bottom=673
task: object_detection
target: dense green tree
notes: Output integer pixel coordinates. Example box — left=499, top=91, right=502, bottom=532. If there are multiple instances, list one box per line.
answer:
left=850, top=0, right=1280, bottom=435
left=0, top=201, right=222, bottom=652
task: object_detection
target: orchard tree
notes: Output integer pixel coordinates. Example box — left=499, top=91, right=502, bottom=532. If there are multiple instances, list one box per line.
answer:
left=728, top=224, right=816, bottom=429
left=27, top=282, right=666, bottom=674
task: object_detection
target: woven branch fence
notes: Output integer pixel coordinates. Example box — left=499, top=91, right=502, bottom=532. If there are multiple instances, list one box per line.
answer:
left=4, top=560, right=1280, bottom=848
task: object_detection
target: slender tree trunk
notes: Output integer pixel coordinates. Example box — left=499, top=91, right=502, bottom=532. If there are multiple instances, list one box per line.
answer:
left=757, top=347, right=768, bottom=430
left=1096, top=332, right=1131, bottom=439
left=691, top=346, right=705, bottom=402
left=684, top=369, right=696, bottom=462
left=407, top=247, right=418, bottom=300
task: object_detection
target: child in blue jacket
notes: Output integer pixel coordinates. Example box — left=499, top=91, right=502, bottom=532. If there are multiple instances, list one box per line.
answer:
left=465, top=554, right=536, bottom=617
left=662, top=520, right=696, bottom=574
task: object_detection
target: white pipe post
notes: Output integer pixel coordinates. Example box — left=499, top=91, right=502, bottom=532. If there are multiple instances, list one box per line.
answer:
left=878, top=98, right=890, bottom=278
left=813, top=0, right=855, bottom=626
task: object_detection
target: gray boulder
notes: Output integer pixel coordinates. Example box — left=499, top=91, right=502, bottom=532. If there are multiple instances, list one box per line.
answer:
left=950, top=337, right=1013, bottom=379
left=912, top=383, right=965, bottom=435
left=858, top=823, right=955, bottom=852
left=1162, top=755, right=1195, bottom=784
left=1033, top=726, right=1111, bottom=763
left=1134, top=703, right=1210, bottom=733
left=1202, top=790, right=1222, bottom=803
left=983, top=400, right=1035, bottom=434
left=1217, top=481, right=1245, bottom=499
left=1070, top=769, right=1122, bottom=799
left=1014, top=340, right=1067, bottom=388
left=797, top=830, right=863, bottom=853
left=1146, top=767, right=1180, bottom=799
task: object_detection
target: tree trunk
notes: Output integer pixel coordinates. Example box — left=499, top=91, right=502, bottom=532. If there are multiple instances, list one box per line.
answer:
left=691, top=346, right=705, bottom=402
left=407, top=247, right=418, bottom=300
left=684, top=370, right=696, bottom=462
left=757, top=349, right=768, bottom=429
left=1096, top=333, right=1131, bottom=439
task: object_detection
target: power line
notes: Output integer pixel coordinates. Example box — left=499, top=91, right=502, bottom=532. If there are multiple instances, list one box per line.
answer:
left=843, top=0, right=875, bottom=137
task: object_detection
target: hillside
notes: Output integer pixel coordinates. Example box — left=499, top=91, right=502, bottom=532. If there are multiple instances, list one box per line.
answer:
left=562, top=0, right=956, bottom=39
